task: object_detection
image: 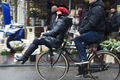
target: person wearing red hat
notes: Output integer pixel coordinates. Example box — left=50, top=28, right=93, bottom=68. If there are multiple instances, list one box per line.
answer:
left=15, top=7, right=72, bottom=64
left=57, top=7, right=69, bottom=15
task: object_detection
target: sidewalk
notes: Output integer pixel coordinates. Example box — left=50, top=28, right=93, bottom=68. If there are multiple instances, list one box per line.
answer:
left=0, top=53, right=78, bottom=66
left=0, top=53, right=37, bottom=66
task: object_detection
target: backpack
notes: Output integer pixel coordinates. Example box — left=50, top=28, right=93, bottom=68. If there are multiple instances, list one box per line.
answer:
left=100, top=6, right=114, bottom=35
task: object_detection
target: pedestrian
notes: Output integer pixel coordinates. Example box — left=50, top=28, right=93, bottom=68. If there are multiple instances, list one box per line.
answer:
left=47, top=5, right=57, bottom=30
left=107, top=11, right=112, bottom=21
left=109, top=4, right=120, bottom=40
left=77, top=4, right=86, bottom=26
left=74, top=0, right=106, bottom=77
left=15, top=7, right=72, bottom=64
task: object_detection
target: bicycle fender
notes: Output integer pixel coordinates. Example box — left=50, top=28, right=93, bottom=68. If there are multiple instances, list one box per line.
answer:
left=97, top=50, right=120, bottom=59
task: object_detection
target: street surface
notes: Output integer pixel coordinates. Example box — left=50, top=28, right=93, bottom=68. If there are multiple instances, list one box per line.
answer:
left=0, top=65, right=120, bottom=80
left=0, top=66, right=91, bottom=80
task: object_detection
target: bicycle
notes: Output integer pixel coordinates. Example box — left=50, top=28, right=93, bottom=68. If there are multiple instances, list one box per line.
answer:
left=36, top=41, right=120, bottom=80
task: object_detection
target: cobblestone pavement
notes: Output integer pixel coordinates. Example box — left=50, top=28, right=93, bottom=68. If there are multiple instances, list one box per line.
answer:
left=0, top=66, right=120, bottom=80
left=0, top=66, right=91, bottom=80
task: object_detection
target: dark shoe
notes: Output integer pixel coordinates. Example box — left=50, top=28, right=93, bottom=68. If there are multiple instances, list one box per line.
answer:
left=16, top=55, right=21, bottom=58
left=14, top=43, right=37, bottom=64
left=74, top=59, right=89, bottom=65
left=75, top=73, right=83, bottom=77
left=14, top=54, right=28, bottom=64
left=83, top=73, right=89, bottom=78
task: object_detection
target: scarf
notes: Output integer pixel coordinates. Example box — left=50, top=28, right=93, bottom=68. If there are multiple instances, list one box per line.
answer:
left=79, top=8, right=85, bottom=25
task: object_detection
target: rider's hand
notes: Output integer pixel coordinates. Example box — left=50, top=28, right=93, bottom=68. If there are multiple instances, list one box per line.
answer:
left=40, top=32, right=44, bottom=37
left=75, top=30, right=81, bottom=37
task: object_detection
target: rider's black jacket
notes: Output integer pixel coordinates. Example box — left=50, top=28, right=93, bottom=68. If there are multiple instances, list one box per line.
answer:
left=78, top=0, right=106, bottom=34
left=42, top=14, right=72, bottom=48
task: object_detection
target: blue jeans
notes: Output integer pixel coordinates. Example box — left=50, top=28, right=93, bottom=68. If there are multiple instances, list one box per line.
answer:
left=74, top=31, right=104, bottom=60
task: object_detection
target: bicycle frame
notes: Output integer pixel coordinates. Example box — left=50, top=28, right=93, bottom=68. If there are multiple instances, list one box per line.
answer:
left=63, top=44, right=110, bottom=71
left=50, top=41, right=119, bottom=71
left=37, top=41, right=120, bottom=80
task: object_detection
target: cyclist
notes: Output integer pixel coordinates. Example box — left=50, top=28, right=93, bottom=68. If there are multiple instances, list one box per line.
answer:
left=15, top=7, right=72, bottom=64
left=74, top=0, right=106, bottom=77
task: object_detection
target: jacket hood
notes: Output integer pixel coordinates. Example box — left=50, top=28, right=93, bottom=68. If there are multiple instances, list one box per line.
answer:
left=91, top=0, right=104, bottom=8
left=59, top=15, right=72, bottom=27
left=65, top=17, right=72, bottom=27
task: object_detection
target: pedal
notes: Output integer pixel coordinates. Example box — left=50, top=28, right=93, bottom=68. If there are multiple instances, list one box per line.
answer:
left=83, top=74, right=90, bottom=78
left=83, top=74, right=98, bottom=79
left=93, top=76, right=98, bottom=79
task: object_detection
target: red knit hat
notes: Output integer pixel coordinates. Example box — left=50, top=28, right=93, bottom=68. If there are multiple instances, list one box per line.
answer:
left=57, top=7, right=68, bottom=15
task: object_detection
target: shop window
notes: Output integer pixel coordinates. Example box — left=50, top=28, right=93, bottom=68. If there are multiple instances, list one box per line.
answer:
left=28, top=0, right=48, bottom=26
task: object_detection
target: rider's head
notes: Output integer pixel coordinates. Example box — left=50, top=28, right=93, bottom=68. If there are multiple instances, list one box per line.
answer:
left=57, top=7, right=68, bottom=15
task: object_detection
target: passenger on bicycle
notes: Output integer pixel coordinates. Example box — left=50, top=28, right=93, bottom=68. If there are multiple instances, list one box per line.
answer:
left=74, top=0, right=106, bottom=77
left=15, top=7, right=72, bottom=64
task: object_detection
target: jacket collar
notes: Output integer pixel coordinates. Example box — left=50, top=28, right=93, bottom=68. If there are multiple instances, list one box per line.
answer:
left=112, top=10, right=117, bottom=14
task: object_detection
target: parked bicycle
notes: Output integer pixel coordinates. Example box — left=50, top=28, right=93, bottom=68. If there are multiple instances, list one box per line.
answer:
left=36, top=41, right=120, bottom=80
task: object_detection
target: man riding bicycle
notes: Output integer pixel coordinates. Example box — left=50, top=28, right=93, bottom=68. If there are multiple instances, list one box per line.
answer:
left=74, top=0, right=106, bottom=77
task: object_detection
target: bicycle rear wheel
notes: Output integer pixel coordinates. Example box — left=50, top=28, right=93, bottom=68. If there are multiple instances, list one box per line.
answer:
left=88, top=51, right=120, bottom=80
left=36, top=50, right=69, bottom=80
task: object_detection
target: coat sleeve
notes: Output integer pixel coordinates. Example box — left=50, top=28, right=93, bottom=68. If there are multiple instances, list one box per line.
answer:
left=43, top=20, right=65, bottom=37
left=47, top=14, right=57, bottom=30
left=79, top=7, right=103, bottom=34
left=112, top=15, right=120, bottom=28
left=47, top=22, right=53, bottom=30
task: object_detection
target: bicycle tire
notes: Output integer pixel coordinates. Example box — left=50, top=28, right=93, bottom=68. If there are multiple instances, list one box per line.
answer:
left=36, top=50, right=69, bottom=80
left=88, top=51, right=120, bottom=80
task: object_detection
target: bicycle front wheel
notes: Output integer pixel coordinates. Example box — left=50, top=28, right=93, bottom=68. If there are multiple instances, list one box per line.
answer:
left=88, top=51, right=120, bottom=80
left=36, top=50, right=69, bottom=80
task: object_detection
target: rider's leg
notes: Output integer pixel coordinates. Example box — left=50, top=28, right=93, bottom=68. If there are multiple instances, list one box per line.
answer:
left=74, top=31, right=104, bottom=64
left=83, top=64, right=88, bottom=78
left=76, top=65, right=85, bottom=77
left=14, top=38, right=45, bottom=64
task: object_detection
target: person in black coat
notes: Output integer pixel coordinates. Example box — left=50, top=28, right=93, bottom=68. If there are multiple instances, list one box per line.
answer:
left=15, top=7, right=72, bottom=64
left=74, top=0, right=106, bottom=77
left=110, top=4, right=120, bottom=39
left=77, top=4, right=86, bottom=26
left=47, top=5, right=57, bottom=30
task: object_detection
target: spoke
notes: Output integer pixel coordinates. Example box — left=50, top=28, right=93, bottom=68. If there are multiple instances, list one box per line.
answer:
left=105, top=55, right=117, bottom=68
left=54, top=66, right=66, bottom=69
left=39, top=59, right=48, bottom=63
left=39, top=67, right=48, bottom=72
left=53, top=67, right=65, bottom=74
left=89, top=52, right=120, bottom=80
left=39, top=67, right=54, bottom=72
left=36, top=51, right=68, bottom=80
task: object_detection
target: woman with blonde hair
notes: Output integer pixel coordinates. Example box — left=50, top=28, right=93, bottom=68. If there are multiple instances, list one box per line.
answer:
left=47, top=5, right=57, bottom=30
